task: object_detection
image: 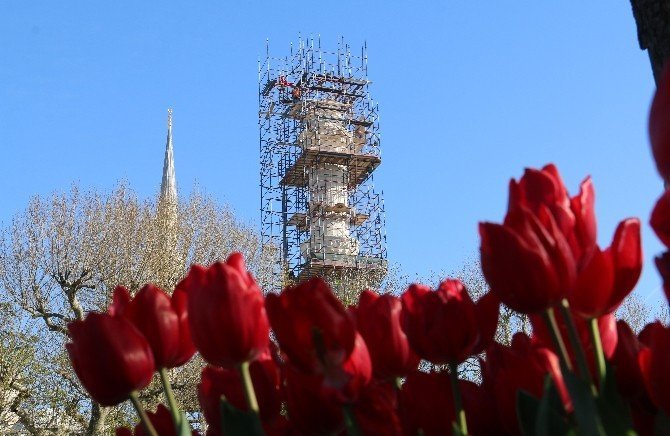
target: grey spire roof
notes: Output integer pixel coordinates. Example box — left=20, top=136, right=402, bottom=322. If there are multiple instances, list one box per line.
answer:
left=160, top=108, right=177, bottom=204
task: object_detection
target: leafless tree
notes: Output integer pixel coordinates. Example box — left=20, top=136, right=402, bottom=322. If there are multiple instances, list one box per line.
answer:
left=0, top=183, right=271, bottom=434
left=616, top=293, right=652, bottom=334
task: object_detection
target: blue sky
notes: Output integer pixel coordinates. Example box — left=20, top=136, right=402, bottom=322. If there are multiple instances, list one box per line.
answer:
left=0, top=3, right=664, bottom=304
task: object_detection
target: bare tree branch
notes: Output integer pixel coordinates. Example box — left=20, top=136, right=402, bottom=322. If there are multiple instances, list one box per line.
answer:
left=0, top=183, right=269, bottom=433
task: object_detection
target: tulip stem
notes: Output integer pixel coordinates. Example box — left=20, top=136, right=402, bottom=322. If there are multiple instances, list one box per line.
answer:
left=588, top=317, right=607, bottom=391
left=448, top=362, right=468, bottom=436
left=238, top=361, right=260, bottom=414
left=542, top=308, right=573, bottom=372
left=129, top=391, right=159, bottom=436
left=559, top=300, right=593, bottom=386
left=159, top=367, right=182, bottom=427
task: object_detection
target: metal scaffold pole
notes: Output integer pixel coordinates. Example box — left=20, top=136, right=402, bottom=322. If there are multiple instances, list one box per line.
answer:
left=258, top=37, right=387, bottom=294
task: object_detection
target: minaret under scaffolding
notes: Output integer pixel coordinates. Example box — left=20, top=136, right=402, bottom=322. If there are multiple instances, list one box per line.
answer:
left=160, top=108, right=177, bottom=206
left=259, top=37, right=387, bottom=292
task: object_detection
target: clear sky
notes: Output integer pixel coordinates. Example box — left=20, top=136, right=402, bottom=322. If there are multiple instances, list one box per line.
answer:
left=0, top=3, right=663, bottom=305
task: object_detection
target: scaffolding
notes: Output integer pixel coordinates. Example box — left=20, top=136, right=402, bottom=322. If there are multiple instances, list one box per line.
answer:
left=259, top=36, right=387, bottom=293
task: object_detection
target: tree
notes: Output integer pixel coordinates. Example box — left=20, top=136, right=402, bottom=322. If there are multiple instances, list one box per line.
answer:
left=0, top=302, right=36, bottom=434
left=616, top=292, right=670, bottom=333
left=0, top=183, right=271, bottom=434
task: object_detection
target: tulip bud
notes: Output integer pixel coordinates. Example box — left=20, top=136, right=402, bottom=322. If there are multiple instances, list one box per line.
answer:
left=266, top=277, right=356, bottom=376
left=66, top=313, right=155, bottom=406
left=181, top=253, right=270, bottom=367
left=401, top=280, right=496, bottom=364
left=651, top=191, right=670, bottom=247
left=638, top=324, right=670, bottom=416
left=612, top=320, right=645, bottom=399
left=352, top=382, right=402, bottom=436
left=350, top=290, right=420, bottom=380
left=284, top=366, right=345, bottom=435
left=110, top=284, right=195, bottom=369
left=198, top=348, right=282, bottom=434
left=399, top=371, right=481, bottom=436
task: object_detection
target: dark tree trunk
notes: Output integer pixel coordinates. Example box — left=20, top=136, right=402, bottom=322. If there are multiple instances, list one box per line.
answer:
left=630, top=0, right=670, bottom=83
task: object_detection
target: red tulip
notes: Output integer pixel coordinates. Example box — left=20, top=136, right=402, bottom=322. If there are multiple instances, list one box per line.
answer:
left=480, top=165, right=609, bottom=314
left=471, top=291, right=501, bottom=355
left=507, top=165, right=574, bottom=231
left=115, top=404, right=196, bottom=436
left=655, top=252, right=670, bottom=305
left=649, top=64, right=670, bottom=183
left=198, top=349, right=282, bottom=435
left=109, top=284, right=195, bottom=369
left=283, top=331, right=372, bottom=406
left=464, top=376, right=506, bottom=436
left=569, top=176, right=598, bottom=267
left=398, top=371, right=455, bottom=436
left=631, top=407, right=656, bottom=436
left=284, top=366, right=345, bottom=435
left=480, top=206, right=577, bottom=314
left=609, top=219, right=643, bottom=305
left=651, top=191, right=670, bottom=247
left=336, top=332, right=373, bottom=402
left=350, top=290, right=420, bottom=379
left=612, top=320, right=645, bottom=399
left=569, top=218, right=642, bottom=318
left=66, top=313, right=155, bottom=406
left=138, top=406, right=175, bottom=436
left=508, top=165, right=597, bottom=266
left=352, top=382, right=402, bottom=436
left=639, top=321, right=665, bottom=347
left=181, top=252, right=269, bottom=367
left=399, top=371, right=484, bottom=436
left=266, top=277, right=356, bottom=376
left=638, top=324, right=670, bottom=415
left=482, top=333, right=571, bottom=435
left=401, top=280, right=498, bottom=364
left=569, top=247, right=615, bottom=317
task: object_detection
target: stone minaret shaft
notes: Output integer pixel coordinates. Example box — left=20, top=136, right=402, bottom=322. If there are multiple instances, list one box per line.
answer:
left=160, top=108, right=177, bottom=204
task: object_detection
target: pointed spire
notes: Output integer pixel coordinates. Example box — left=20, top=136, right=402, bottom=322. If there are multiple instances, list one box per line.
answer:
left=160, top=108, right=177, bottom=205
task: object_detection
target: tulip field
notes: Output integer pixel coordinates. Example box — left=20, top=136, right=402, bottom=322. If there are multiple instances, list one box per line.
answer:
left=62, top=66, right=670, bottom=436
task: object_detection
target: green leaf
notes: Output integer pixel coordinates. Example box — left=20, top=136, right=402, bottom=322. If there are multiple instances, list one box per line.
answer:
left=220, top=396, right=265, bottom=436
left=517, top=389, right=540, bottom=436
left=535, top=376, right=572, bottom=436
left=655, top=410, right=670, bottom=436
left=594, top=362, right=636, bottom=436
left=562, top=368, right=606, bottom=436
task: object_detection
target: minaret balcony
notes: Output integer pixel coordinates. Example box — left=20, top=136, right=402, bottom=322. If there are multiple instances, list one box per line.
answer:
left=280, top=148, right=380, bottom=188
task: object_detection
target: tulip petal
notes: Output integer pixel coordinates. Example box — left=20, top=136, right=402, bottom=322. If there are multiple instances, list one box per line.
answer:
left=569, top=177, right=597, bottom=266
left=109, top=286, right=131, bottom=317
left=610, top=218, right=642, bottom=310
left=651, top=191, right=670, bottom=247
left=480, top=222, right=560, bottom=313
left=471, top=292, right=500, bottom=355
left=570, top=247, right=615, bottom=318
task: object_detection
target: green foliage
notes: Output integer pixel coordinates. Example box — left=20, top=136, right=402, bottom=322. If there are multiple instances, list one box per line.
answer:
left=220, top=398, right=264, bottom=436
